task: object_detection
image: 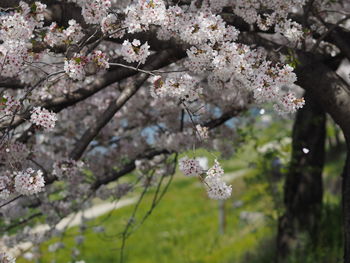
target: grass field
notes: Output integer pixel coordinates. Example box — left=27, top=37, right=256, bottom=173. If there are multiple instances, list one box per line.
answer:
left=16, top=148, right=280, bottom=263
left=15, top=119, right=345, bottom=263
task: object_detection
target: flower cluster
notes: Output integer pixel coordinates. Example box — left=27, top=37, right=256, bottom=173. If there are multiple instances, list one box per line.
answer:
left=179, top=158, right=232, bottom=200
left=185, top=45, right=216, bottom=73
left=180, top=13, right=228, bottom=45
left=204, top=160, right=232, bottom=200
left=193, top=41, right=303, bottom=113
left=0, top=168, right=45, bottom=199
left=1, top=95, right=20, bottom=115
left=0, top=1, right=47, bottom=78
left=121, top=39, right=150, bottom=64
left=122, top=2, right=302, bottom=114
left=81, top=0, right=112, bottom=24
left=232, top=0, right=305, bottom=31
left=196, top=125, right=209, bottom=140
left=64, top=51, right=109, bottom=80
left=275, top=19, right=304, bottom=43
left=124, top=0, right=167, bottom=33
left=179, top=157, right=203, bottom=177
left=44, top=20, right=85, bottom=47
left=156, top=5, right=240, bottom=44
left=0, top=42, right=29, bottom=78
left=64, top=55, right=87, bottom=80
left=273, top=93, right=305, bottom=114
left=29, top=1, right=47, bottom=22
left=14, top=168, right=45, bottom=195
left=88, top=50, right=110, bottom=70
left=0, top=12, right=34, bottom=42
left=150, top=74, right=202, bottom=102
left=30, top=107, right=57, bottom=130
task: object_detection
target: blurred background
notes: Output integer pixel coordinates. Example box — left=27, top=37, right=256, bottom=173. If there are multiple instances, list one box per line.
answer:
left=13, top=106, right=345, bottom=263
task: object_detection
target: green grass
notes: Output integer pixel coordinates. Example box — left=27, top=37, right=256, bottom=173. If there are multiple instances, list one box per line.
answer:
left=15, top=117, right=346, bottom=263
left=17, top=164, right=277, bottom=263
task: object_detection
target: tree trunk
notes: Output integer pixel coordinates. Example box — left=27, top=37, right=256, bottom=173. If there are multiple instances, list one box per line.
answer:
left=277, top=92, right=326, bottom=262
left=285, top=51, right=350, bottom=263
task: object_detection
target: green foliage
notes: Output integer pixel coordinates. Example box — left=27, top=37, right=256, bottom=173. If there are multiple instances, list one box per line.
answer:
left=288, top=202, right=342, bottom=263
left=30, top=3, right=37, bottom=13
left=286, top=49, right=301, bottom=69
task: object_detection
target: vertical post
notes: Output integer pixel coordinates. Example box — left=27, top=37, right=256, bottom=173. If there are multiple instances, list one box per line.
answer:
left=218, top=200, right=226, bottom=235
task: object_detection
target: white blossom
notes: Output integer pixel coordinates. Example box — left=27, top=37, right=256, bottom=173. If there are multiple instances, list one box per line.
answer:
left=87, top=50, right=110, bottom=70
left=204, top=160, right=232, bottom=200
left=30, top=107, right=57, bottom=130
left=45, top=20, right=84, bottom=47
left=64, top=56, right=86, bottom=80
left=205, top=174, right=232, bottom=200
left=14, top=168, right=45, bottom=195
left=2, top=95, right=20, bottom=115
left=196, top=125, right=209, bottom=140
left=121, top=39, right=150, bottom=64
left=81, top=0, right=111, bottom=24
left=150, top=74, right=202, bottom=102
left=179, top=156, right=203, bottom=177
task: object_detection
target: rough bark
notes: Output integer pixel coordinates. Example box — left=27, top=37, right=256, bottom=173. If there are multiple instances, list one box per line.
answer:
left=294, top=57, right=350, bottom=263
left=277, top=92, right=326, bottom=262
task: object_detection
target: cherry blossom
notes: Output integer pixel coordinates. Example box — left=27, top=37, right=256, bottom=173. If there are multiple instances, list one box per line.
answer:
left=275, top=19, right=304, bottom=43
left=81, top=0, right=112, bottom=24
left=0, top=12, right=34, bottom=42
left=2, top=95, right=20, bottom=115
left=179, top=157, right=203, bottom=177
left=30, top=107, right=57, bottom=130
left=204, top=160, right=232, bottom=200
left=207, top=159, right=224, bottom=177
left=14, top=168, right=45, bottom=196
left=0, top=0, right=338, bottom=257
left=44, top=20, right=84, bottom=47
left=124, top=0, right=167, bottom=33
left=64, top=55, right=87, bottom=80
left=121, top=39, right=150, bottom=64
left=87, top=50, right=110, bottom=70
left=196, top=125, right=209, bottom=140
left=204, top=172, right=232, bottom=200
left=150, top=73, right=202, bottom=102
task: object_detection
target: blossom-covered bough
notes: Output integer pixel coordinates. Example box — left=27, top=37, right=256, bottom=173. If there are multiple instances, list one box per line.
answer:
left=0, top=0, right=349, bottom=261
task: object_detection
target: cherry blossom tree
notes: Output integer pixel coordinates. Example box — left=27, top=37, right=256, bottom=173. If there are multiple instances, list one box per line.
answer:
left=0, top=0, right=349, bottom=262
